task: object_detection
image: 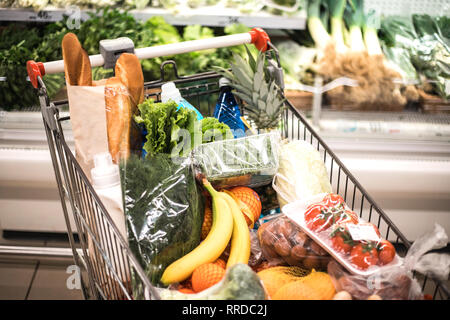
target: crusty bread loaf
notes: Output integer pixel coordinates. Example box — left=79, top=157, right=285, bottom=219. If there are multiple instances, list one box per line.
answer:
left=106, top=53, right=144, bottom=161
left=115, top=53, right=144, bottom=106
left=105, top=77, right=133, bottom=163
left=62, top=33, right=92, bottom=86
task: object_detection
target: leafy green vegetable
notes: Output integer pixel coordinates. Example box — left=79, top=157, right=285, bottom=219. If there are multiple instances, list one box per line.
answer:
left=201, top=117, right=233, bottom=143
left=379, top=14, right=450, bottom=100
left=120, top=153, right=204, bottom=286
left=344, top=0, right=365, bottom=52
left=135, top=99, right=201, bottom=158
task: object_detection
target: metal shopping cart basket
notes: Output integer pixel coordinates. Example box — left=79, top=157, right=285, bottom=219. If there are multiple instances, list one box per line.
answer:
left=27, top=29, right=449, bottom=300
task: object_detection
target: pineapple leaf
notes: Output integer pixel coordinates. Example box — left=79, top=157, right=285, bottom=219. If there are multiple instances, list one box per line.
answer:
left=243, top=106, right=260, bottom=116
left=252, top=92, right=259, bottom=105
left=213, top=67, right=236, bottom=82
left=229, top=83, right=253, bottom=98
left=230, top=63, right=253, bottom=90
left=258, top=99, right=266, bottom=112
left=256, top=52, right=265, bottom=79
left=232, top=52, right=254, bottom=79
left=259, top=80, right=269, bottom=101
left=234, top=91, right=254, bottom=106
left=244, top=45, right=257, bottom=71
left=253, top=69, right=263, bottom=93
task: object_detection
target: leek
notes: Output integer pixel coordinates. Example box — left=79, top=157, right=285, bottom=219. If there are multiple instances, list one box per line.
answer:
left=327, top=0, right=348, bottom=53
left=307, top=0, right=331, bottom=50
left=363, top=9, right=383, bottom=55
left=344, top=0, right=366, bottom=52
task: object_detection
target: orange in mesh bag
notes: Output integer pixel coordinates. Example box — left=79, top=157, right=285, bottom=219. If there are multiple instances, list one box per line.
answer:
left=257, top=266, right=309, bottom=298
left=271, top=270, right=336, bottom=300
left=227, top=186, right=262, bottom=225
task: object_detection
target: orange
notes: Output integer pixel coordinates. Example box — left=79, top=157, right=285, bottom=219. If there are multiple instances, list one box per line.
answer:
left=178, top=287, right=195, bottom=294
left=228, top=186, right=262, bottom=223
left=214, top=258, right=226, bottom=269
left=191, top=263, right=226, bottom=293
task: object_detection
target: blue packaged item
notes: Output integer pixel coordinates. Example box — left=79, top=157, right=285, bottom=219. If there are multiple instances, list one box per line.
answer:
left=161, top=82, right=203, bottom=120
left=214, top=77, right=246, bottom=139
left=141, top=127, right=148, bottom=159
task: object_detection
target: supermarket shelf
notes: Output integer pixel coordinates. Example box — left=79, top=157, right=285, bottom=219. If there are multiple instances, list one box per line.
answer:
left=0, top=7, right=307, bottom=30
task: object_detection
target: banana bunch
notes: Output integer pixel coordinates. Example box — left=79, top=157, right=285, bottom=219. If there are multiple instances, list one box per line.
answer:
left=160, top=179, right=251, bottom=285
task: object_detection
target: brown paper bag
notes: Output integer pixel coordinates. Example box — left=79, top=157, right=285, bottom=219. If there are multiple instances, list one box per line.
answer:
left=66, top=83, right=110, bottom=182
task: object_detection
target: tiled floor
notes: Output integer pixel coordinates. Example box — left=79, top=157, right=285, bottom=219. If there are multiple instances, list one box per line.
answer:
left=0, top=231, right=84, bottom=300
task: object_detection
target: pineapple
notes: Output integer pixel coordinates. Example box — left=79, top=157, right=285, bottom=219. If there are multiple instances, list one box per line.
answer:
left=214, top=46, right=285, bottom=131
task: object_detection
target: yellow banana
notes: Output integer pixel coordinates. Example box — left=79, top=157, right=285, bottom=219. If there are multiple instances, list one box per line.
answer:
left=220, top=191, right=251, bottom=269
left=224, top=189, right=255, bottom=227
left=160, top=179, right=233, bottom=285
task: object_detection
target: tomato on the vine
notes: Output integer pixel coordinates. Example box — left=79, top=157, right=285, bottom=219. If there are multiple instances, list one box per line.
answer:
left=350, top=243, right=379, bottom=270
left=321, top=193, right=345, bottom=207
left=335, top=209, right=359, bottom=225
left=377, top=240, right=396, bottom=265
left=330, top=224, right=356, bottom=254
left=304, top=203, right=334, bottom=232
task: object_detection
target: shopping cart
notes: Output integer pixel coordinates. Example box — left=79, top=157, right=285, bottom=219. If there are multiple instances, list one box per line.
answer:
left=27, top=29, right=449, bottom=300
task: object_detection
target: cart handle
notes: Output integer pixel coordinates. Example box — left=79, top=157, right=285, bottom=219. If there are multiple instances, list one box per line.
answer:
left=27, top=28, right=270, bottom=89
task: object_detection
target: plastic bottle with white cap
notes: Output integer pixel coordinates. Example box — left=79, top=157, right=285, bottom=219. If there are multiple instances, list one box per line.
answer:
left=91, top=152, right=127, bottom=240
left=90, top=152, right=130, bottom=287
left=161, top=82, right=203, bottom=120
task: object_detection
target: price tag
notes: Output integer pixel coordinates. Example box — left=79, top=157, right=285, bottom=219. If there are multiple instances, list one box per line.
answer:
left=347, top=224, right=381, bottom=242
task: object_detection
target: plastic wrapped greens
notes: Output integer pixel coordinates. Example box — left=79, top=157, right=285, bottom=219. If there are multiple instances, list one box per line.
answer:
left=120, top=154, right=204, bottom=287
left=193, top=132, right=281, bottom=189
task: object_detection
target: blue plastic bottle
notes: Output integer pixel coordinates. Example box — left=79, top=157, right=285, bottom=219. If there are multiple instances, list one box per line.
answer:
left=161, top=82, right=203, bottom=120
left=214, top=77, right=246, bottom=138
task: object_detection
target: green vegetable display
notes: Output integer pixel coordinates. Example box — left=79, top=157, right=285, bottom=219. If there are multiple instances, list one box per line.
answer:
left=120, top=153, right=204, bottom=286
left=0, top=7, right=256, bottom=110
left=379, top=14, right=450, bottom=100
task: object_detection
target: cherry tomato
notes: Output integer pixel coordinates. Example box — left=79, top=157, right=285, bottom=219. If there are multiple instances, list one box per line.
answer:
left=304, top=204, right=334, bottom=232
left=334, top=209, right=359, bottom=225
left=377, top=240, right=396, bottom=265
left=350, top=243, right=379, bottom=270
left=321, top=193, right=345, bottom=207
left=304, top=203, right=326, bottom=220
left=330, top=224, right=356, bottom=254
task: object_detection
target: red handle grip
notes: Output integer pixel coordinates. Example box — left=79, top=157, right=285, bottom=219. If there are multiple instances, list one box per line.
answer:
left=27, top=60, right=46, bottom=88
left=249, top=28, right=271, bottom=52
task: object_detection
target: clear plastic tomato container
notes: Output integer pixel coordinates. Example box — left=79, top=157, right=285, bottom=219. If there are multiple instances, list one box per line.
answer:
left=282, top=193, right=403, bottom=277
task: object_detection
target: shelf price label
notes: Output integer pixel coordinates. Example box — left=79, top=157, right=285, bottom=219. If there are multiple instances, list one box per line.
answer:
left=27, top=10, right=54, bottom=21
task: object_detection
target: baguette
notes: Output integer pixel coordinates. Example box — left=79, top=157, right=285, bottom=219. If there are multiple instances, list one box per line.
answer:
left=115, top=53, right=144, bottom=106
left=106, top=53, right=144, bottom=161
left=105, top=77, right=133, bottom=163
left=61, top=33, right=92, bottom=86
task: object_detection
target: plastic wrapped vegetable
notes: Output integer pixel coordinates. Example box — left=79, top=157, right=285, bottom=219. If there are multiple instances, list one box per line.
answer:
left=328, top=224, right=450, bottom=300
left=120, top=154, right=204, bottom=286
left=257, top=214, right=332, bottom=270
left=193, top=132, right=280, bottom=189
left=283, top=193, right=402, bottom=276
left=273, top=140, right=332, bottom=208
